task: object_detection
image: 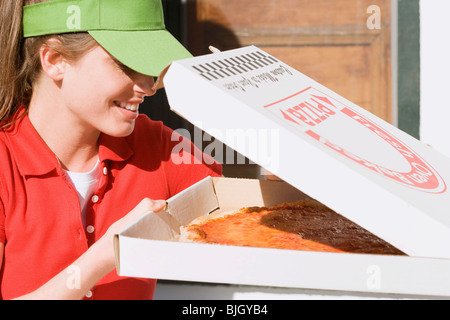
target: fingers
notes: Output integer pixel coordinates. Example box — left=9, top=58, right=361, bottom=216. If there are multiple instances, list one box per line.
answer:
left=136, top=198, right=166, bottom=213
left=130, top=198, right=166, bottom=219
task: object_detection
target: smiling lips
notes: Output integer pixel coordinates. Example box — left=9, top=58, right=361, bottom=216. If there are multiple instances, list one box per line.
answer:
left=114, top=101, right=139, bottom=112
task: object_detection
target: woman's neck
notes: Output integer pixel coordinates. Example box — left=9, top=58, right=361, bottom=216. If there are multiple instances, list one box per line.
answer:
left=27, top=83, right=100, bottom=173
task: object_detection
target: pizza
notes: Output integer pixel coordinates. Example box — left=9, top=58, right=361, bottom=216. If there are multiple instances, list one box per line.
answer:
left=179, top=200, right=405, bottom=255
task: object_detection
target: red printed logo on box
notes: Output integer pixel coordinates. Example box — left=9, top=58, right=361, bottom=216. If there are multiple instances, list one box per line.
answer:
left=265, top=87, right=447, bottom=194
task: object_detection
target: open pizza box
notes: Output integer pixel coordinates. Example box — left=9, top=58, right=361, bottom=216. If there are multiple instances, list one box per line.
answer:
left=114, top=46, right=450, bottom=298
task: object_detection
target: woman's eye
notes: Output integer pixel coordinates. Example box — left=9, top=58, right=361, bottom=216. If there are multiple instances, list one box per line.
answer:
left=112, top=59, right=132, bottom=73
left=111, top=58, right=142, bottom=80
left=114, top=60, right=128, bottom=71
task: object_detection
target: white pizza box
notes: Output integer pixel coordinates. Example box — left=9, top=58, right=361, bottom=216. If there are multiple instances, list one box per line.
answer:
left=161, top=45, right=450, bottom=259
left=114, top=46, right=450, bottom=297
left=114, top=177, right=450, bottom=297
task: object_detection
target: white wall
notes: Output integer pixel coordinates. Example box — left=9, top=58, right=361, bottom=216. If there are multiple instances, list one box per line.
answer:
left=420, top=0, right=450, bottom=159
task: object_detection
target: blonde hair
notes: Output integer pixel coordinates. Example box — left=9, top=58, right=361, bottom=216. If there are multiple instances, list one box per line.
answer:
left=0, top=0, right=97, bottom=128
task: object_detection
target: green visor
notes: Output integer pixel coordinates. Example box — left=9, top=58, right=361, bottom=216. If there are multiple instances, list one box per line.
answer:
left=23, top=0, right=192, bottom=76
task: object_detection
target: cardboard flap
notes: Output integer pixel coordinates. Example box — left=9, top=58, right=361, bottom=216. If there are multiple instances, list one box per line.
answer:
left=164, top=46, right=450, bottom=259
left=166, top=176, right=219, bottom=228
left=212, top=177, right=311, bottom=210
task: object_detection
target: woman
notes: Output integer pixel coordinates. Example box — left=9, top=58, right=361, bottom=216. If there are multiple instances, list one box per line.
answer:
left=0, top=0, right=221, bottom=299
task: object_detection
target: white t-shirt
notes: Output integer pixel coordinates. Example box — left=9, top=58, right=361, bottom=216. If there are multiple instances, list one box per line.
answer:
left=64, top=160, right=101, bottom=227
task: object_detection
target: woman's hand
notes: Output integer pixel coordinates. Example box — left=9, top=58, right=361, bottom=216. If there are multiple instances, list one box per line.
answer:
left=98, top=198, right=166, bottom=270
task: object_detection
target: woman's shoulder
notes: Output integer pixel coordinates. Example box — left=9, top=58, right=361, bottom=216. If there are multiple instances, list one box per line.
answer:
left=124, top=114, right=177, bottom=154
left=130, top=114, right=176, bottom=142
left=134, top=114, right=165, bottom=133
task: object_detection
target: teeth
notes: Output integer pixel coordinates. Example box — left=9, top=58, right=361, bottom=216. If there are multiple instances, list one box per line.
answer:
left=125, top=104, right=138, bottom=111
left=116, top=102, right=138, bottom=111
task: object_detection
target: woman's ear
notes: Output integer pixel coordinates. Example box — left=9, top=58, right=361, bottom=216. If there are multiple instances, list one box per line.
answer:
left=39, top=38, right=67, bottom=81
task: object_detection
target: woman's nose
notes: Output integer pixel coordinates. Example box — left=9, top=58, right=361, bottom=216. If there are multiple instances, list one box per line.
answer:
left=133, top=73, right=156, bottom=97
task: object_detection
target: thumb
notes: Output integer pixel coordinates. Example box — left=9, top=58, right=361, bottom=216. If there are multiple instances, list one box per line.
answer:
left=136, top=198, right=166, bottom=213
left=122, top=198, right=166, bottom=226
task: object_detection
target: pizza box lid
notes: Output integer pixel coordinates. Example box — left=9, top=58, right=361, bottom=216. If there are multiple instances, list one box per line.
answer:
left=163, top=45, right=450, bottom=259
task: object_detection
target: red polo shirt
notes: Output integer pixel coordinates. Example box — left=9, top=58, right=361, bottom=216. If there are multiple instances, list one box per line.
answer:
left=0, top=109, right=222, bottom=300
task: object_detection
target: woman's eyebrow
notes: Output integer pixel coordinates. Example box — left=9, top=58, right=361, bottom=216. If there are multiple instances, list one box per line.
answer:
left=112, top=57, right=127, bottom=68
left=111, top=57, right=137, bottom=76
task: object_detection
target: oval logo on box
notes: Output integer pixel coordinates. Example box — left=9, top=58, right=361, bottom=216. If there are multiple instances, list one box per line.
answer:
left=265, top=87, right=447, bottom=194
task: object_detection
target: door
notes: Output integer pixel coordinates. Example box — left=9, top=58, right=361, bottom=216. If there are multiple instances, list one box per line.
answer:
left=185, top=0, right=392, bottom=122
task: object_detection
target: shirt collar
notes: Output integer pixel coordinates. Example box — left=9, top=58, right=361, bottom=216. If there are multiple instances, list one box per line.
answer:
left=6, top=108, right=134, bottom=177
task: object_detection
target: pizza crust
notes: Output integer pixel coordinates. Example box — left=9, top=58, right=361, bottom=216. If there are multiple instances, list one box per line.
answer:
left=178, top=209, right=236, bottom=243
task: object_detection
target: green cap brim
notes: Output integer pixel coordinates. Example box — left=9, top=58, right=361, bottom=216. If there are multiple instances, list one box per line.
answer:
left=89, top=29, right=192, bottom=77
left=23, top=0, right=192, bottom=77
